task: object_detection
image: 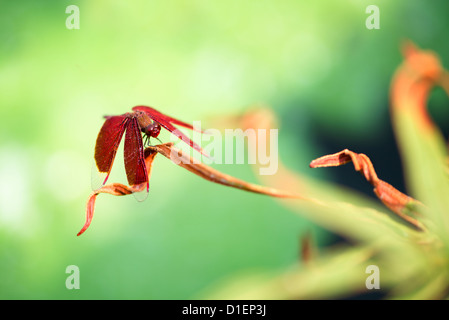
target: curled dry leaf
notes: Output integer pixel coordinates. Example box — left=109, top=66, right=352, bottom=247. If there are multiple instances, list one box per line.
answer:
left=225, top=106, right=425, bottom=239
left=309, top=149, right=424, bottom=230
left=78, top=143, right=302, bottom=236
left=78, top=148, right=159, bottom=236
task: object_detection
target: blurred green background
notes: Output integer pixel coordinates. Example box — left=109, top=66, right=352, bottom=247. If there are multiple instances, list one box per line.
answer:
left=1, top=0, right=449, bottom=299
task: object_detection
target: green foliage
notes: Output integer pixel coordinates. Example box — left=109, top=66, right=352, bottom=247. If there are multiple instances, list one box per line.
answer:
left=1, top=1, right=449, bottom=300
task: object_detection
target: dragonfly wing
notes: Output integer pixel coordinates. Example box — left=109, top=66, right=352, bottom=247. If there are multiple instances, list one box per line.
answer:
left=124, top=117, right=149, bottom=202
left=91, top=115, right=129, bottom=191
left=132, top=105, right=205, bottom=132
left=132, top=105, right=208, bottom=157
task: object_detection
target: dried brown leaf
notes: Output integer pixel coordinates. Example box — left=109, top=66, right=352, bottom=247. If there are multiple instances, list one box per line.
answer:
left=310, top=149, right=424, bottom=230
left=78, top=143, right=304, bottom=236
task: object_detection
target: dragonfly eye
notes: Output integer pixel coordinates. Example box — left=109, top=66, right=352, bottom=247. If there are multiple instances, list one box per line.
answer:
left=140, top=121, right=161, bottom=138
left=150, top=123, right=161, bottom=138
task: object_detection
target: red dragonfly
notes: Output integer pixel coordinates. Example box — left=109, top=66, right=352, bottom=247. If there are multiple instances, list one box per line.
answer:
left=91, top=106, right=207, bottom=201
